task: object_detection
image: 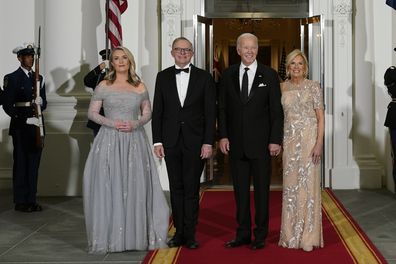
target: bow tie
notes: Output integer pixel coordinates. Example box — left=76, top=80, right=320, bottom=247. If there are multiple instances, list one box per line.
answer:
left=175, top=67, right=190, bottom=74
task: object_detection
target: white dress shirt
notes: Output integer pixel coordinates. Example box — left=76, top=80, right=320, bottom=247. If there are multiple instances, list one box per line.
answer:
left=239, top=60, right=257, bottom=95
left=175, top=64, right=191, bottom=107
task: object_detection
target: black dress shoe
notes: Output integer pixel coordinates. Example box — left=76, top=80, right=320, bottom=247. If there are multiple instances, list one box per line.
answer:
left=225, top=239, right=251, bottom=248
left=251, top=241, right=265, bottom=250
left=185, top=239, right=199, bottom=249
left=28, top=203, right=43, bottom=212
left=14, top=204, right=31, bottom=212
left=167, top=236, right=184, bottom=248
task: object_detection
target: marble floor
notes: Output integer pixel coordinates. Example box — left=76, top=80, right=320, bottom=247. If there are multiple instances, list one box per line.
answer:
left=0, top=187, right=395, bottom=264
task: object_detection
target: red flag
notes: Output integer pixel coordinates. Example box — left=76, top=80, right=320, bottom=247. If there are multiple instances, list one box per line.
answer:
left=108, top=0, right=128, bottom=48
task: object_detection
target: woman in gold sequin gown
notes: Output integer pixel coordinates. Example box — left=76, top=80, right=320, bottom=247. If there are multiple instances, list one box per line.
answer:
left=278, top=49, right=325, bottom=252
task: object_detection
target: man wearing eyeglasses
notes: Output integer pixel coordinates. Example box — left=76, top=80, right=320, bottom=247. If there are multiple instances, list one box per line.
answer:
left=152, top=37, right=216, bottom=249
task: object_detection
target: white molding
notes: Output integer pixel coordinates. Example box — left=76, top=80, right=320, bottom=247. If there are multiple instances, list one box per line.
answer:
left=161, top=0, right=182, bottom=69
left=334, top=0, right=352, bottom=15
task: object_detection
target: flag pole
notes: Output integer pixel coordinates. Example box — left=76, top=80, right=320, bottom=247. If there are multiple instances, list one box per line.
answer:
left=105, top=0, right=110, bottom=61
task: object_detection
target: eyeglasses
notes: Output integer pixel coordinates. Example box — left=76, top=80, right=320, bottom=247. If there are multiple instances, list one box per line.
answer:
left=173, top=47, right=193, bottom=54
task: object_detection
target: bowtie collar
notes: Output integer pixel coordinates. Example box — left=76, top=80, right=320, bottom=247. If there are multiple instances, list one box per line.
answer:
left=175, top=67, right=190, bottom=74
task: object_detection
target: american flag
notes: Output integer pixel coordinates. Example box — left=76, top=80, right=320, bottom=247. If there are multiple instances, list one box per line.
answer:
left=108, top=0, right=128, bottom=48
left=278, top=46, right=287, bottom=81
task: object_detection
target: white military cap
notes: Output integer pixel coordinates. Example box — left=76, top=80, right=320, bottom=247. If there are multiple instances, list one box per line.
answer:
left=12, top=42, right=36, bottom=56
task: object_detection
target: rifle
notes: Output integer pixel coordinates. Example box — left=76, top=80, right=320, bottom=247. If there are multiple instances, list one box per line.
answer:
left=27, top=26, right=44, bottom=148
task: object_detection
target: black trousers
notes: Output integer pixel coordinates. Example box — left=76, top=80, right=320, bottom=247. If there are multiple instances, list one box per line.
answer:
left=12, top=129, right=42, bottom=205
left=390, top=128, right=396, bottom=191
left=229, top=154, right=271, bottom=242
left=164, top=137, right=204, bottom=241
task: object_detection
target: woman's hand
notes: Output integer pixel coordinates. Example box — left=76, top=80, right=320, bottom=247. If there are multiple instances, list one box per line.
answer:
left=115, top=120, right=134, bottom=132
left=310, top=143, right=323, bottom=165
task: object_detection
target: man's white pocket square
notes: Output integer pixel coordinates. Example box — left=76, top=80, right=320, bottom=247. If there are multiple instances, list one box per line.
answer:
left=258, top=83, right=267, bottom=87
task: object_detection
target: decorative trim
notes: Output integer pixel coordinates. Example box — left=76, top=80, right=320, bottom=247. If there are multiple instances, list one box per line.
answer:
left=166, top=19, right=176, bottom=48
left=334, top=0, right=352, bottom=15
left=337, top=19, right=346, bottom=46
left=161, top=2, right=181, bottom=16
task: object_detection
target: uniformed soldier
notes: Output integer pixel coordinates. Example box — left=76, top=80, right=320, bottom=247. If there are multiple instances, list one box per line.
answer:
left=384, top=65, right=396, bottom=192
left=83, top=49, right=110, bottom=136
left=2, top=42, right=47, bottom=212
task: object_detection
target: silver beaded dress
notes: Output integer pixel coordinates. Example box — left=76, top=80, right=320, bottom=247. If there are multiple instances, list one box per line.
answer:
left=83, top=85, right=169, bottom=254
left=278, top=79, right=324, bottom=250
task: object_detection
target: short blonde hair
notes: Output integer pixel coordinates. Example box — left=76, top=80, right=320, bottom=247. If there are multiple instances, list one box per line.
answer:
left=285, top=49, right=309, bottom=79
left=105, top=46, right=141, bottom=86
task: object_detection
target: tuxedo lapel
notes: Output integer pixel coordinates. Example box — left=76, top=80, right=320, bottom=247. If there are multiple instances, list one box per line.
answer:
left=182, top=65, right=196, bottom=107
left=247, top=64, right=265, bottom=102
left=232, top=68, right=241, bottom=98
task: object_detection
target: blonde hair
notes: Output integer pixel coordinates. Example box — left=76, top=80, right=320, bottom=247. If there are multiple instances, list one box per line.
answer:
left=105, top=46, right=141, bottom=86
left=285, top=49, right=309, bottom=79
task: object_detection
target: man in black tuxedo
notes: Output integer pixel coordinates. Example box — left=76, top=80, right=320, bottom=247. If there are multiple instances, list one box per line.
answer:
left=152, top=37, right=216, bottom=249
left=218, top=33, right=283, bottom=250
left=2, top=43, right=47, bottom=212
left=83, top=49, right=110, bottom=136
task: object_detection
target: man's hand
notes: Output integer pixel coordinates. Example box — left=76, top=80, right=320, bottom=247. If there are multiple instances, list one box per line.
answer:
left=200, top=144, right=212, bottom=159
left=268, top=143, right=281, bottom=156
left=219, top=138, right=230, bottom=155
left=154, top=145, right=165, bottom=160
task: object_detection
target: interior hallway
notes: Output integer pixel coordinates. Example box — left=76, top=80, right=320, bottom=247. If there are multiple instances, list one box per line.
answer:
left=0, top=187, right=395, bottom=263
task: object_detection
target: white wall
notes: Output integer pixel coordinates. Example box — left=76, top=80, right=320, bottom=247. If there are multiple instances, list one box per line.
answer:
left=0, top=0, right=164, bottom=195
left=354, top=0, right=396, bottom=192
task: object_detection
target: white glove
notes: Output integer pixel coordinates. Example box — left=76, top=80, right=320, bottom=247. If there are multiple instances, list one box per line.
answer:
left=26, top=117, right=40, bottom=126
left=104, top=60, right=109, bottom=69
left=32, top=96, right=43, bottom=106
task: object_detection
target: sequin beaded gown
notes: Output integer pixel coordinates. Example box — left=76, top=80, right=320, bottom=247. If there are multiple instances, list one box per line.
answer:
left=278, top=79, right=324, bottom=250
left=83, top=85, right=169, bottom=253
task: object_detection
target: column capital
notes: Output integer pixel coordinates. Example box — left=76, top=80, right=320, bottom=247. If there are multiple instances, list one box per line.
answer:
left=334, top=0, right=352, bottom=16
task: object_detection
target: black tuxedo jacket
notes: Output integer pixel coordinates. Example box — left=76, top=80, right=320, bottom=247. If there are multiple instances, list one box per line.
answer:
left=152, top=65, right=216, bottom=150
left=2, top=67, right=47, bottom=135
left=218, top=63, right=283, bottom=159
left=84, top=65, right=106, bottom=131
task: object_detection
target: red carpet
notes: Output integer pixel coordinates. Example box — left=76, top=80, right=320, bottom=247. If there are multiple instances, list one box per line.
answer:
left=144, top=189, right=386, bottom=264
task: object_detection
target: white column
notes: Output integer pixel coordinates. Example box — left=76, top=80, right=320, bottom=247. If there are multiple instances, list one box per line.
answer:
left=354, top=1, right=383, bottom=188
left=38, top=0, right=96, bottom=196
left=330, top=0, right=359, bottom=189
left=161, top=0, right=182, bottom=69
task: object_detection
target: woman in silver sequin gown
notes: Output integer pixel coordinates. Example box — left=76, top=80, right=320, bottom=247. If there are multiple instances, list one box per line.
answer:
left=83, top=47, right=169, bottom=254
left=278, top=49, right=324, bottom=252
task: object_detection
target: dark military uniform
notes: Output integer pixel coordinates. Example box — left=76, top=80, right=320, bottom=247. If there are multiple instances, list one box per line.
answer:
left=2, top=46, right=47, bottom=212
left=0, top=85, right=3, bottom=106
left=83, top=49, right=109, bottom=136
left=384, top=66, right=396, bottom=191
